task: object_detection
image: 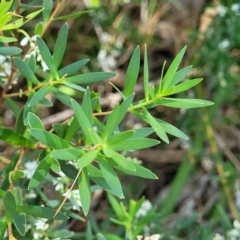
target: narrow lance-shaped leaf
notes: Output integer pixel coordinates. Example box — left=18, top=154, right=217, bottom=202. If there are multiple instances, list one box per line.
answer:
left=16, top=205, right=68, bottom=220
left=157, top=119, right=188, bottom=140
left=58, top=59, right=89, bottom=77
left=13, top=58, right=39, bottom=84
left=29, top=128, right=69, bottom=149
left=52, top=87, right=73, bottom=108
left=0, top=46, right=22, bottom=56
left=28, top=154, right=54, bottom=190
left=25, top=8, right=44, bottom=23
left=76, top=149, right=99, bottom=169
left=82, top=88, right=93, bottom=122
left=28, top=85, right=52, bottom=107
left=71, top=99, right=101, bottom=144
left=107, top=130, right=135, bottom=146
left=28, top=112, right=45, bottom=130
left=54, top=10, right=92, bottom=20
left=78, top=168, right=91, bottom=215
left=170, top=78, right=203, bottom=95
left=109, top=138, right=160, bottom=151
left=134, top=108, right=169, bottom=143
left=144, top=44, right=149, bottom=101
left=52, top=148, right=84, bottom=161
left=53, top=23, right=68, bottom=69
left=124, top=46, right=140, bottom=96
left=65, top=72, right=116, bottom=85
left=13, top=212, right=26, bottom=236
left=4, top=98, right=20, bottom=117
left=3, top=191, right=16, bottom=223
left=37, top=37, right=58, bottom=78
left=101, top=104, right=119, bottom=142
left=0, top=127, right=36, bottom=149
left=110, top=149, right=136, bottom=171
left=0, top=0, right=13, bottom=16
left=114, top=161, right=158, bottom=179
left=160, top=46, right=187, bottom=92
left=43, top=0, right=53, bottom=24
left=156, top=98, right=214, bottom=108
left=171, top=65, right=192, bottom=86
left=99, top=156, right=123, bottom=198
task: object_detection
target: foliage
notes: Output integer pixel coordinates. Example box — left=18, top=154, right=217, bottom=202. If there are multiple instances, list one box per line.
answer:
left=0, top=0, right=215, bottom=240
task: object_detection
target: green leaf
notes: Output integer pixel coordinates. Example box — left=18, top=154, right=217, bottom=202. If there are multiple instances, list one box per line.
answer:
left=10, top=170, right=25, bottom=181
left=0, top=0, right=13, bottom=16
left=171, top=78, right=203, bottom=95
left=27, top=54, right=36, bottom=72
left=29, top=129, right=69, bottom=149
left=65, top=72, right=116, bottom=85
left=79, top=168, right=91, bottom=215
left=110, top=150, right=136, bottom=171
left=135, top=108, right=169, bottom=143
left=53, top=23, right=68, bottom=69
left=157, top=98, right=214, bottom=108
left=107, top=130, right=135, bottom=146
left=13, top=212, right=26, bottom=236
left=87, top=165, right=111, bottom=192
left=0, top=36, right=17, bottom=43
left=71, top=99, right=101, bottom=144
left=16, top=205, right=68, bottom=220
left=124, top=46, right=140, bottom=96
left=171, top=65, right=192, bottom=86
left=64, top=116, right=80, bottom=142
left=34, top=21, right=43, bottom=35
left=114, top=161, right=158, bottom=179
left=4, top=98, right=20, bottom=117
left=43, top=0, right=53, bottom=23
left=130, top=128, right=154, bottom=138
left=0, top=46, right=22, bottom=56
left=144, top=44, right=149, bottom=101
left=58, top=59, right=89, bottom=77
left=157, top=119, right=188, bottom=139
left=52, top=87, right=73, bottom=107
left=25, top=8, right=43, bottom=22
left=51, top=158, right=61, bottom=174
left=0, top=127, right=36, bottom=148
left=53, top=123, right=68, bottom=138
left=76, top=149, right=99, bottom=169
left=107, top=193, right=124, bottom=220
left=13, top=58, right=39, bottom=84
left=28, top=112, right=44, bottom=130
left=59, top=161, right=78, bottom=180
left=161, top=46, right=187, bottom=92
left=28, top=154, right=54, bottom=189
left=101, top=104, right=119, bottom=142
left=64, top=81, right=85, bottom=92
left=109, top=138, right=160, bottom=151
left=54, top=10, right=92, bottom=20
left=3, top=191, right=16, bottom=223
left=52, top=148, right=84, bottom=161
left=99, top=157, right=123, bottom=198
left=28, top=86, right=52, bottom=107
left=1, top=18, right=23, bottom=30
left=49, top=229, right=74, bottom=238
left=37, top=37, right=58, bottom=78
left=82, top=88, right=93, bottom=122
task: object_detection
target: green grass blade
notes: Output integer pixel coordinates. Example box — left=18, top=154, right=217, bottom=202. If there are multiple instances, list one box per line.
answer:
left=144, top=44, right=149, bottom=101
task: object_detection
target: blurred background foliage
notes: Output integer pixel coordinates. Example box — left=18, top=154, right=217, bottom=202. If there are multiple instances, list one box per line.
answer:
left=1, top=0, right=240, bottom=239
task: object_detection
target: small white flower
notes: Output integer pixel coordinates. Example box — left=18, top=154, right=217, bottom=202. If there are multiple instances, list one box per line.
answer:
left=63, top=189, right=82, bottom=210
left=25, top=191, right=37, bottom=199
left=233, top=220, right=240, bottom=230
left=35, top=218, right=49, bottom=230
left=231, top=4, right=240, bottom=13
left=23, top=161, right=38, bottom=179
left=212, top=233, right=225, bottom=240
left=216, top=5, right=227, bottom=16
left=218, top=39, right=230, bottom=51
left=136, top=200, right=152, bottom=218
left=20, top=37, right=29, bottom=46
left=33, top=232, right=43, bottom=239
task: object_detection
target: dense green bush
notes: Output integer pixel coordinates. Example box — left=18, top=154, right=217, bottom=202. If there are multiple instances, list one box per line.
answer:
left=0, top=1, right=217, bottom=239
